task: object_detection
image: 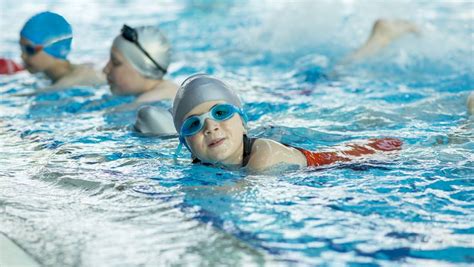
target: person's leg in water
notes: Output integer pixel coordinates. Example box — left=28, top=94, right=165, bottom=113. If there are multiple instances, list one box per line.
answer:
left=339, top=19, right=419, bottom=65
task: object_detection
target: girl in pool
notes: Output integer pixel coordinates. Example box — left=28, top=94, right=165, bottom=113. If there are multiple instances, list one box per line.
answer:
left=103, top=24, right=178, bottom=104
left=172, top=74, right=402, bottom=172
left=19, top=11, right=104, bottom=90
left=103, top=24, right=178, bottom=135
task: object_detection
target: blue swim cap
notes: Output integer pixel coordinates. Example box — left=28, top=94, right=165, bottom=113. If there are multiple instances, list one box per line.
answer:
left=20, top=11, right=73, bottom=60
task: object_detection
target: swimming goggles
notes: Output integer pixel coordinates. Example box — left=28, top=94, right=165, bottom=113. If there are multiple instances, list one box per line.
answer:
left=180, top=103, right=245, bottom=137
left=121, top=24, right=167, bottom=74
left=21, top=34, right=72, bottom=56
left=175, top=103, right=247, bottom=156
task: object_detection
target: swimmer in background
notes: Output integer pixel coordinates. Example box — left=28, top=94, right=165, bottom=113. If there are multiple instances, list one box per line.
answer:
left=103, top=24, right=178, bottom=104
left=342, top=19, right=473, bottom=146
left=103, top=24, right=178, bottom=135
left=19, top=11, right=104, bottom=90
left=172, top=74, right=402, bottom=173
left=338, top=19, right=420, bottom=65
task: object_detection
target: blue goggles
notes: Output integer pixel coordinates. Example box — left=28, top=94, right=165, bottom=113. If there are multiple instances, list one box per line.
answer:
left=20, top=43, right=42, bottom=56
left=175, top=103, right=247, bottom=156
left=180, top=103, right=246, bottom=136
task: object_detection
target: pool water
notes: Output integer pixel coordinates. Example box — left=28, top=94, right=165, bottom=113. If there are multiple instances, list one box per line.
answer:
left=1, top=0, right=473, bottom=266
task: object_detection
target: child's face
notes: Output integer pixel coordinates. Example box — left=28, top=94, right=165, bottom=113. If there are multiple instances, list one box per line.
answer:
left=103, top=47, right=146, bottom=96
left=184, top=100, right=246, bottom=165
left=20, top=37, right=55, bottom=73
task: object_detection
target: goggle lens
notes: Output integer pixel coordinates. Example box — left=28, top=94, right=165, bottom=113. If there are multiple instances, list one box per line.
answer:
left=212, top=104, right=234, bottom=120
left=21, top=44, right=40, bottom=56
left=181, top=104, right=237, bottom=136
left=182, top=117, right=202, bottom=136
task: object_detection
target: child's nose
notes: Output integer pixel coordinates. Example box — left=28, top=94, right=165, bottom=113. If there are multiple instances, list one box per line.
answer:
left=203, top=118, right=219, bottom=135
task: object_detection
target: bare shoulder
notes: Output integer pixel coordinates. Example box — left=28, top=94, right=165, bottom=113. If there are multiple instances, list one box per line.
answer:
left=161, top=79, right=179, bottom=90
left=71, top=64, right=105, bottom=84
left=136, top=79, right=178, bottom=103
left=52, top=64, right=105, bottom=89
left=246, top=138, right=306, bottom=172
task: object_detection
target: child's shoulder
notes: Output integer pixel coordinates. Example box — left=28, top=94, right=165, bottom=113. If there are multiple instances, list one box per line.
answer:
left=72, top=64, right=104, bottom=81
left=52, top=64, right=104, bottom=88
left=246, top=138, right=306, bottom=171
left=251, top=138, right=288, bottom=155
left=136, top=79, right=178, bottom=103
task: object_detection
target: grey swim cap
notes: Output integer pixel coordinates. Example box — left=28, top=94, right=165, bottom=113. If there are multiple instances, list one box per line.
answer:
left=172, top=74, right=243, bottom=132
left=113, top=25, right=170, bottom=79
left=134, top=106, right=176, bottom=136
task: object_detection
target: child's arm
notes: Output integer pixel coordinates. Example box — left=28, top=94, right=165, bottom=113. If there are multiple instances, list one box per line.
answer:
left=299, top=138, right=402, bottom=167
left=246, top=139, right=307, bottom=172
left=246, top=138, right=402, bottom=171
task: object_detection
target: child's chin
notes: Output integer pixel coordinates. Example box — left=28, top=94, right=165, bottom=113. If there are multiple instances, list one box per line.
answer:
left=207, top=154, right=231, bottom=165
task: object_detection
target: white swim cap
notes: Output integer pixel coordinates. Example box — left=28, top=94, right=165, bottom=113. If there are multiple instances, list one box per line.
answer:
left=172, top=74, right=244, bottom=133
left=113, top=25, right=170, bottom=80
left=134, top=106, right=176, bottom=136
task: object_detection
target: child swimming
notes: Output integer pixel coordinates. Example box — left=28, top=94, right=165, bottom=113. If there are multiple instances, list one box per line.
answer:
left=103, top=24, right=178, bottom=135
left=116, top=19, right=416, bottom=136
left=103, top=24, right=177, bottom=103
left=172, top=74, right=402, bottom=172
left=19, top=11, right=104, bottom=90
left=337, top=19, right=419, bottom=66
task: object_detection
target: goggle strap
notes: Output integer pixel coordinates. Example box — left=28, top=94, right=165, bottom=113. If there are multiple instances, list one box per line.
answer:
left=43, top=34, right=73, bottom=47
left=181, top=105, right=248, bottom=137
left=174, top=141, right=183, bottom=158
left=240, top=110, right=248, bottom=124
left=121, top=24, right=167, bottom=74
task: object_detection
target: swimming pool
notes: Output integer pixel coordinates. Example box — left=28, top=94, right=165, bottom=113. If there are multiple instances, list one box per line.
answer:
left=1, top=0, right=473, bottom=266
